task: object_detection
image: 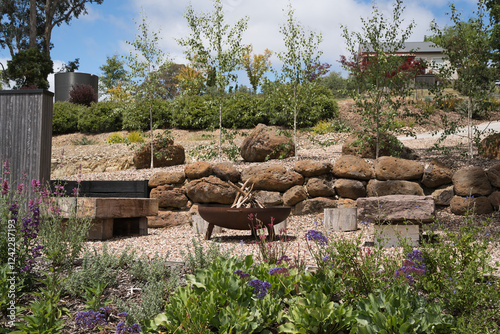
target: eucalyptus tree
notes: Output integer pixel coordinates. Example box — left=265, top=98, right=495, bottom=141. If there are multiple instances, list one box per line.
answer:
left=125, top=11, right=172, bottom=169
left=177, top=0, right=248, bottom=160
left=274, top=2, right=325, bottom=160
left=340, top=0, right=421, bottom=159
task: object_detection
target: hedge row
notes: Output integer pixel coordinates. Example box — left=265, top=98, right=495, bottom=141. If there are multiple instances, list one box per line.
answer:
left=52, top=87, right=339, bottom=134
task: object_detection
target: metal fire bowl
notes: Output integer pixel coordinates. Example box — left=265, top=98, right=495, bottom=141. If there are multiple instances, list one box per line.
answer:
left=198, top=205, right=291, bottom=230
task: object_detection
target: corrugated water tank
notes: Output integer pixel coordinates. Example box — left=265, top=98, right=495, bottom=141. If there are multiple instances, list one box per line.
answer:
left=54, top=72, right=98, bottom=102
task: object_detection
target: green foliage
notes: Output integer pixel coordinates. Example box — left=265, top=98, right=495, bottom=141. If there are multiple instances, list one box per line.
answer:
left=122, top=98, right=172, bottom=131
left=221, top=92, right=270, bottom=128
left=78, top=101, right=124, bottom=133
left=418, top=221, right=500, bottom=320
left=82, top=281, right=111, bottom=311
left=4, top=47, right=53, bottom=89
left=106, top=132, right=127, bottom=144
left=188, top=127, right=242, bottom=161
left=279, top=290, right=354, bottom=334
left=127, top=131, right=145, bottom=143
left=64, top=245, right=135, bottom=296
left=13, top=270, right=68, bottom=334
left=38, top=200, right=92, bottom=267
left=180, top=238, right=234, bottom=273
left=52, top=102, right=85, bottom=135
left=311, top=118, right=352, bottom=135
left=319, top=71, right=352, bottom=98
left=99, top=54, right=128, bottom=96
left=171, top=94, right=217, bottom=130
left=354, top=285, right=453, bottom=333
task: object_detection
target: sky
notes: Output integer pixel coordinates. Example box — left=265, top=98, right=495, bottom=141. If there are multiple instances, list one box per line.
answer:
left=0, top=0, right=480, bottom=93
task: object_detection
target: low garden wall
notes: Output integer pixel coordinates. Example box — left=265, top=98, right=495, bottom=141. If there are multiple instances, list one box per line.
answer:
left=146, top=155, right=500, bottom=228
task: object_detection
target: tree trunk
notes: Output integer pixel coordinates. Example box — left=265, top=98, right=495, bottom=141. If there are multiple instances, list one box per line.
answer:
left=293, top=84, right=298, bottom=161
left=29, top=0, right=37, bottom=49
left=468, top=96, right=473, bottom=159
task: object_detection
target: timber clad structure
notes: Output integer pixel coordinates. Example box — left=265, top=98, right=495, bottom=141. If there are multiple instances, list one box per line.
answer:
left=0, top=90, right=53, bottom=185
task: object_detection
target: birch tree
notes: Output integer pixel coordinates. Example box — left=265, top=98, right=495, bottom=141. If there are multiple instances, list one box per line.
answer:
left=177, top=0, right=248, bottom=160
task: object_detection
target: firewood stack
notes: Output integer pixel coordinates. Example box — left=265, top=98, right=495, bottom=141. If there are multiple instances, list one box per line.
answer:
left=228, top=180, right=265, bottom=208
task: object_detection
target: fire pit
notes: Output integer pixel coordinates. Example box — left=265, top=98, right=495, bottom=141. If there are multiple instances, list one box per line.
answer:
left=197, top=205, right=291, bottom=240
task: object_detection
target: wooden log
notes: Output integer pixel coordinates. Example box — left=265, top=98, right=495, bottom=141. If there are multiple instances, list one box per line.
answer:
left=324, top=208, right=357, bottom=232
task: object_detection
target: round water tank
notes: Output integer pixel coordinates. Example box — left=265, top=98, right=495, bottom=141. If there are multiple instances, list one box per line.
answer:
left=55, top=72, right=99, bottom=102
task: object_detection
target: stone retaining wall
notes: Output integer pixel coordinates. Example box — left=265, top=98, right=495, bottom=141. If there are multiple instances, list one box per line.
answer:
left=147, top=155, right=500, bottom=228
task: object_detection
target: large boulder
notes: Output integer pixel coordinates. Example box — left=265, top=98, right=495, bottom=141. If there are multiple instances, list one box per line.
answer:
left=185, top=176, right=237, bottom=204
left=432, top=185, right=454, bottom=206
left=150, top=185, right=189, bottom=209
left=452, top=166, right=493, bottom=196
left=283, top=185, right=308, bottom=206
left=332, top=155, right=374, bottom=181
left=479, top=133, right=500, bottom=159
left=421, top=159, right=453, bottom=188
left=254, top=191, right=283, bottom=206
left=293, top=197, right=336, bottom=215
left=305, top=177, right=335, bottom=197
left=240, top=124, right=294, bottom=162
left=450, top=195, right=493, bottom=215
left=486, top=163, right=500, bottom=188
left=367, top=180, right=424, bottom=197
left=241, top=165, right=304, bottom=192
left=293, top=160, right=331, bottom=177
left=489, top=191, right=500, bottom=211
left=374, top=156, right=424, bottom=181
left=185, top=162, right=213, bottom=179
left=213, top=162, right=240, bottom=183
left=133, top=138, right=185, bottom=169
left=342, top=133, right=417, bottom=160
left=335, top=179, right=366, bottom=199
left=357, top=195, right=435, bottom=223
left=148, top=171, right=186, bottom=187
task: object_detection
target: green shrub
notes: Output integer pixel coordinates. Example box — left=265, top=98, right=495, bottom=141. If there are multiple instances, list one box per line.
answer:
left=127, top=130, right=145, bottom=143
left=122, top=99, right=172, bottom=131
left=171, top=95, right=217, bottom=130
left=221, top=92, right=270, bottom=128
left=78, top=101, right=124, bottom=133
left=106, top=132, right=127, bottom=144
left=52, top=102, right=85, bottom=135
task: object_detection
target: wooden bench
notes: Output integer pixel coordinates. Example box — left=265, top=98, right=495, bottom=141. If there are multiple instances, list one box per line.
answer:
left=57, top=197, right=158, bottom=240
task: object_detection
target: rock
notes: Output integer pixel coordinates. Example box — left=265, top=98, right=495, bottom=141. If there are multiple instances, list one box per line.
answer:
left=147, top=210, right=192, bottom=228
left=305, top=177, right=335, bottom=197
left=486, top=163, right=500, bottom=188
left=432, top=185, right=454, bottom=206
left=357, top=195, right=435, bottom=223
left=213, top=162, right=240, bottom=183
left=150, top=185, right=189, bottom=209
left=293, top=197, right=336, bottom=215
left=342, top=133, right=417, bottom=160
left=450, top=195, right=493, bottom=215
left=254, top=191, right=283, bottom=206
left=452, top=166, right=493, bottom=196
left=148, top=171, right=186, bottom=187
left=133, top=139, right=185, bottom=169
left=332, top=155, right=374, bottom=181
left=421, top=159, right=453, bottom=188
left=242, top=165, right=304, bottom=192
left=367, top=180, right=424, bottom=197
left=335, top=179, right=366, bottom=199
left=283, top=186, right=308, bottom=206
left=185, top=161, right=213, bottom=179
left=240, top=123, right=294, bottom=162
left=336, top=198, right=357, bottom=208
left=489, top=191, right=500, bottom=211
left=293, top=160, right=331, bottom=177
left=479, top=133, right=500, bottom=159
left=374, top=156, right=424, bottom=181
left=185, top=175, right=237, bottom=204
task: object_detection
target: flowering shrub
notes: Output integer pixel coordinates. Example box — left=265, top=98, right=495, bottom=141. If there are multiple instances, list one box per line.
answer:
left=248, top=279, right=271, bottom=299
left=395, top=250, right=428, bottom=284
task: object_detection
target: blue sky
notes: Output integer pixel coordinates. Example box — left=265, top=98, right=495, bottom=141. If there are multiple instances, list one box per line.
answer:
left=0, top=0, right=480, bottom=92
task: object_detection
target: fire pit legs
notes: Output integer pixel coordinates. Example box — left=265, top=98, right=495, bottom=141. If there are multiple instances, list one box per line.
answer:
left=205, top=223, right=215, bottom=240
